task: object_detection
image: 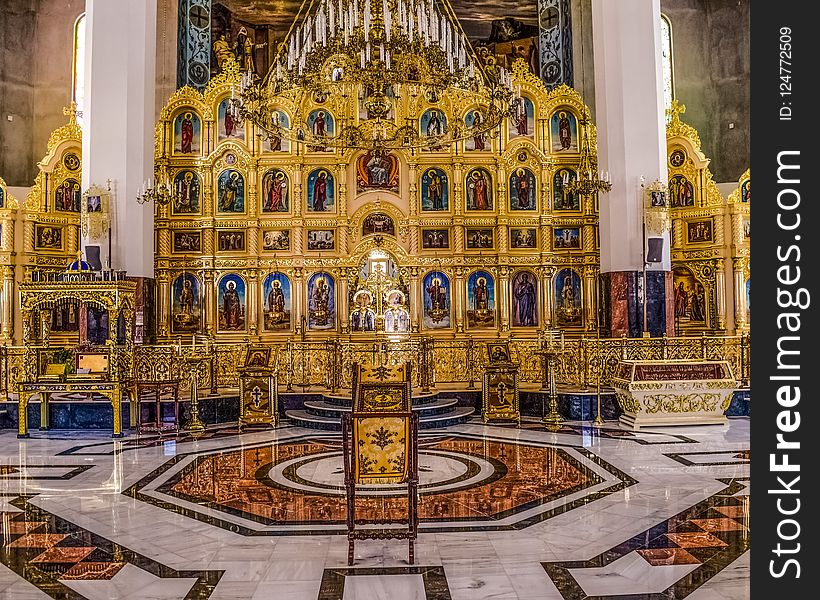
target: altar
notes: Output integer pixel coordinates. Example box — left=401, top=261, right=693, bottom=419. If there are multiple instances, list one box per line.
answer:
left=611, top=360, right=737, bottom=429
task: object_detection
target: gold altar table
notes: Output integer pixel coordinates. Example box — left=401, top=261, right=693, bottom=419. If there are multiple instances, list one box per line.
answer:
left=17, top=380, right=127, bottom=438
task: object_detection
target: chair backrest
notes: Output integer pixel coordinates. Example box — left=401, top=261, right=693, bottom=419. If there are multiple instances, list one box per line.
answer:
left=351, top=361, right=412, bottom=412
left=346, top=361, right=416, bottom=485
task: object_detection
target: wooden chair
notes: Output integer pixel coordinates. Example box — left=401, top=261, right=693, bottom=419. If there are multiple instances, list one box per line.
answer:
left=342, top=361, right=418, bottom=565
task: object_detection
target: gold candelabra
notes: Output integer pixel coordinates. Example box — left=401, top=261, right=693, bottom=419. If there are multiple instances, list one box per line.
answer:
left=563, top=108, right=612, bottom=197
left=230, top=0, right=521, bottom=153
left=179, top=337, right=212, bottom=435
left=540, top=328, right=566, bottom=430
left=136, top=175, right=173, bottom=206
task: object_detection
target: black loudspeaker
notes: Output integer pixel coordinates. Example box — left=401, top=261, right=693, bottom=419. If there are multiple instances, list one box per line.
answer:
left=85, top=245, right=103, bottom=270
left=646, top=238, right=664, bottom=263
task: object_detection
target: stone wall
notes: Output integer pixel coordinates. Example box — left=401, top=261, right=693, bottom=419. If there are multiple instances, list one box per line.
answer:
left=661, top=0, right=750, bottom=182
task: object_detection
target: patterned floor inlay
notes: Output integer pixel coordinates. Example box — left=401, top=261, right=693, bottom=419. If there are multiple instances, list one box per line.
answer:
left=318, top=566, right=452, bottom=600
left=541, top=477, right=750, bottom=599
left=0, top=495, right=223, bottom=600
left=515, top=421, right=700, bottom=444
left=0, top=464, right=94, bottom=480
left=55, top=425, right=251, bottom=456
left=664, top=449, right=751, bottom=466
left=125, top=432, right=635, bottom=535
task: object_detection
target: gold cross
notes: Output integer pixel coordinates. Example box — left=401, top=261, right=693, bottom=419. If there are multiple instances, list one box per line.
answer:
left=666, top=100, right=686, bottom=123
left=63, top=102, right=79, bottom=124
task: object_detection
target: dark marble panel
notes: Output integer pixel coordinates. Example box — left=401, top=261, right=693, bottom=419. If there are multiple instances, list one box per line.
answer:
left=519, top=391, right=621, bottom=420
left=725, top=390, right=750, bottom=416
left=646, top=270, right=672, bottom=337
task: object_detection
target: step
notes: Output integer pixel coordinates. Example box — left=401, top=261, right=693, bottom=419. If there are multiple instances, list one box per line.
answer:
left=285, top=405, right=476, bottom=431
left=302, top=397, right=459, bottom=419
left=321, top=390, right=440, bottom=407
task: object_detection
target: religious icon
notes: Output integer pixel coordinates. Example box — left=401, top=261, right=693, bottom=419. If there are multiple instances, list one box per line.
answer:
left=350, top=290, right=376, bottom=332
left=669, top=149, right=686, bottom=167
left=174, top=111, right=201, bottom=154
left=741, top=179, right=750, bottom=203
left=35, top=225, right=63, bottom=250
left=420, top=109, right=446, bottom=148
left=466, top=228, right=494, bottom=249
left=266, top=110, right=290, bottom=152
left=173, top=170, right=200, bottom=214
left=487, top=342, right=511, bottom=364
left=509, top=167, right=536, bottom=210
left=86, top=194, right=102, bottom=213
left=234, top=26, right=264, bottom=75
left=465, top=168, right=493, bottom=210
left=307, top=109, right=334, bottom=151
left=217, top=170, right=245, bottom=212
left=465, top=110, right=487, bottom=150
left=355, top=150, right=399, bottom=193
left=421, top=168, right=448, bottom=211
left=509, top=96, right=534, bottom=139
left=511, top=271, right=538, bottom=327
left=262, top=169, right=289, bottom=212
left=650, top=191, right=666, bottom=207
left=362, top=213, right=395, bottom=237
left=384, top=291, right=410, bottom=333
left=244, top=347, right=271, bottom=368
left=550, top=110, right=578, bottom=152
left=171, top=274, right=201, bottom=333
left=509, top=228, right=537, bottom=249
left=212, top=32, right=234, bottom=72
left=555, top=268, right=582, bottom=326
left=673, top=267, right=708, bottom=325
left=421, top=229, right=449, bottom=249
left=686, top=219, right=713, bottom=244
left=262, top=230, right=290, bottom=251
left=307, top=169, right=334, bottom=212
left=218, top=275, right=246, bottom=331
left=669, top=174, right=695, bottom=207
left=51, top=300, right=80, bottom=332
left=55, top=179, right=81, bottom=212
left=307, top=229, right=335, bottom=250
left=217, top=230, right=246, bottom=252
left=423, top=272, right=450, bottom=329
left=743, top=217, right=750, bottom=239
left=218, top=98, right=244, bottom=141
left=553, top=227, right=580, bottom=249
left=263, top=273, right=291, bottom=331
left=308, top=273, right=335, bottom=330
left=553, top=169, right=579, bottom=210
left=172, top=231, right=201, bottom=253
left=62, top=152, right=80, bottom=171
left=467, top=270, right=495, bottom=329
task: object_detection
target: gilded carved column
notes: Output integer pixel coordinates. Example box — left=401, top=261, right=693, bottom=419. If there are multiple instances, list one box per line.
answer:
left=1, top=266, right=14, bottom=341
left=203, top=271, right=215, bottom=337
left=247, top=269, right=259, bottom=337
left=497, top=165, right=507, bottom=218
left=499, top=265, right=511, bottom=331
left=409, top=266, right=421, bottom=333
left=108, top=309, right=120, bottom=345
left=40, top=310, right=51, bottom=347
left=497, top=219, right=508, bottom=254
left=156, top=271, right=170, bottom=338
left=583, top=265, right=597, bottom=331
left=338, top=268, right=349, bottom=334
left=293, top=267, right=305, bottom=336
left=453, top=266, right=465, bottom=333
left=293, top=169, right=304, bottom=255
left=714, top=258, right=727, bottom=331
left=732, top=257, right=747, bottom=330
left=542, top=266, right=554, bottom=328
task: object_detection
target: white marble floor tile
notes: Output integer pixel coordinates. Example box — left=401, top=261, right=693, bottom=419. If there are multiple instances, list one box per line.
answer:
left=343, top=574, right=426, bottom=600
left=569, top=551, right=699, bottom=596
left=61, top=564, right=197, bottom=600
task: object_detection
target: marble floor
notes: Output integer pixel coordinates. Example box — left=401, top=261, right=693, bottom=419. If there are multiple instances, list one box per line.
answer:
left=0, top=416, right=750, bottom=599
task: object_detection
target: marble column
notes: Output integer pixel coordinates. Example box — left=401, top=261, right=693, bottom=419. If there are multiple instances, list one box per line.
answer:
left=592, top=0, right=671, bottom=337
left=82, top=0, right=156, bottom=277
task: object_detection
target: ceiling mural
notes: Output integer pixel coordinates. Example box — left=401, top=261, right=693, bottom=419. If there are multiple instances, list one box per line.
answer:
left=210, top=0, right=539, bottom=80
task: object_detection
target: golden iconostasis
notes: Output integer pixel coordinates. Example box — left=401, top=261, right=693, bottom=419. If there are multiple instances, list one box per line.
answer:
left=0, top=68, right=749, bottom=345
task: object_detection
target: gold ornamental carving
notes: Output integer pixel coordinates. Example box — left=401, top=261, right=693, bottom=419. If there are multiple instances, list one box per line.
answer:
left=643, top=393, right=722, bottom=414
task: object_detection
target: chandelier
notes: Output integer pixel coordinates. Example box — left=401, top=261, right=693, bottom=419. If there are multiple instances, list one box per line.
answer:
left=230, top=0, right=521, bottom=152
left=563, top=108, right=612, bottom=196
left=136, top=176, right=172, bottom=206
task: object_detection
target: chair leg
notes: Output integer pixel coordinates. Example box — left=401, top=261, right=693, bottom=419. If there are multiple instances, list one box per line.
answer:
left=409, top=539, right=414, bottom=565
left=348, top=538, right=354, bottom=566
